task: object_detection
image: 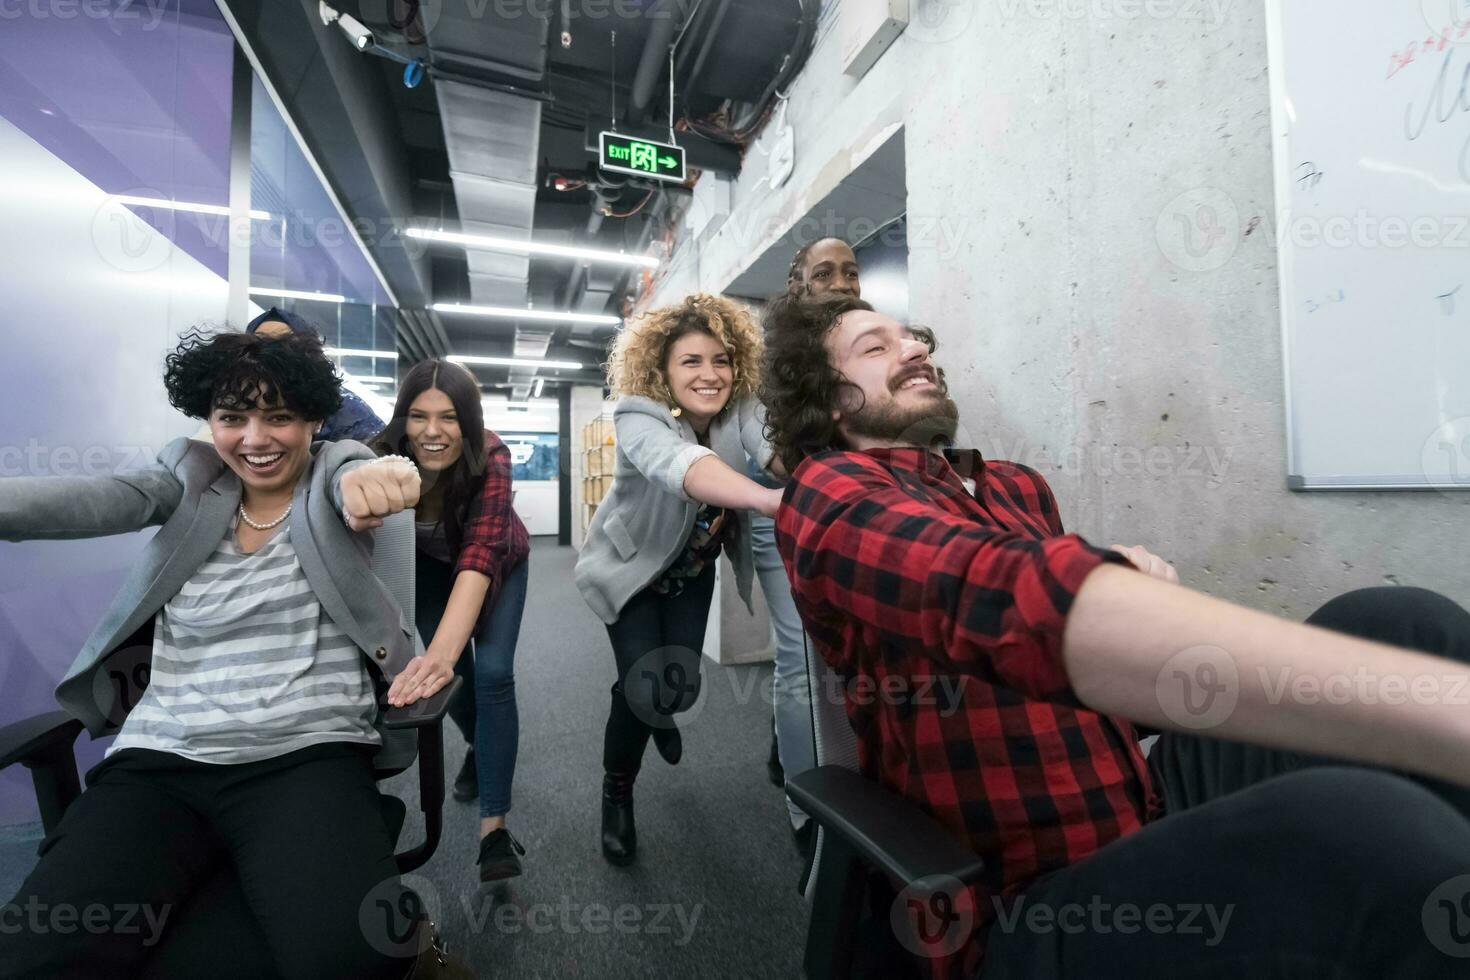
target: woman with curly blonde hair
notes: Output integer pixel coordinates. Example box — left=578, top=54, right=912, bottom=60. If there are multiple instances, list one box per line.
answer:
left=575, top=293, right=783, bottom=866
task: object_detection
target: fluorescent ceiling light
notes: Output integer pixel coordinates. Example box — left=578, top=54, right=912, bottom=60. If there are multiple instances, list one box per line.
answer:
left=326, top=347, right=399, bottom=359
left=530, top=377, right=545, bottom=398
left=407, top=227, right=659, bottom=269
left=449, top=354, right=584, bottom=371
left=250, top=287, right=348, bottom=304
left=115, top=195, right=270, bottom=221
left=341, top=375, right=394, bottom=384
left=433, top=302, right=619, bottom=326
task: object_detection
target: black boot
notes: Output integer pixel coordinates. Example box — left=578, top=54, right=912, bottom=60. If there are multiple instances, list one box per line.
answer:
left=452, top=750, right=477, bottom=803
left=601, top=770, right=638, bottom=866
left=767, top=719, right=784, bottom=787
left=651, top=720, right=682, bottom=765
left=601, top=682, right=650, bottom=867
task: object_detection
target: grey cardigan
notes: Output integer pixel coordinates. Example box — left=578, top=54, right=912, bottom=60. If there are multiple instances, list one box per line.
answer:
left=0, top=437, right=418, bottom=766
left=575, top=394, right=774, bottom=624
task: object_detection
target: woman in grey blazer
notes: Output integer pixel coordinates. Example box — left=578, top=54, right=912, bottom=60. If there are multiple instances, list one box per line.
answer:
left=574, top=293, right=783, bottom=866
left=0, top=330, right=427, bottom=979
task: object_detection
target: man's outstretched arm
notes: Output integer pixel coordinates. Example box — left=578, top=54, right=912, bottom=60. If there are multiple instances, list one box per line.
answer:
left=1063, top=564, right=1470, bottom=788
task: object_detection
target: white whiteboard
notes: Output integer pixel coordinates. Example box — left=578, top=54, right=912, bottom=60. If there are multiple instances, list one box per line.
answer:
left=1268, top=0, right=1470, bottom=488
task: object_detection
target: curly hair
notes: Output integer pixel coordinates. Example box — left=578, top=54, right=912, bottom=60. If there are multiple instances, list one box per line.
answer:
left=760, top=294, right=947, bottom=474
left=605, top=293, right=763, bottom=402
left=163, top=328, right=344, bottom=421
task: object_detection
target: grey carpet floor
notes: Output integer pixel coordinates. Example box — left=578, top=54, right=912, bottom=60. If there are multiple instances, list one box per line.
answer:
left=380, top=537, right=809, bottom=979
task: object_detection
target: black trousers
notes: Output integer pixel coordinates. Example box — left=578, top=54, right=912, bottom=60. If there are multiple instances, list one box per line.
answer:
left=980, top=587, right=1470, bottom=978
left=0, top=743, right=415, bottom=980
left=602, top=563, right=716, bottom=774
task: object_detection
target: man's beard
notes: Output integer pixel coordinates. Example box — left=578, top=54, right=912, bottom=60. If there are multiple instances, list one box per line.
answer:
left=842, top=389, right=960, bottom=448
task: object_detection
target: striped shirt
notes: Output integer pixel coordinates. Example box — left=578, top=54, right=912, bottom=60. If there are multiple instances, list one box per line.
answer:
left=108, top=522, right=380, bottom=763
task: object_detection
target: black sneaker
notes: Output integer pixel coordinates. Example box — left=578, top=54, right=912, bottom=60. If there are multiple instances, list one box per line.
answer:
left=478, top=828, right=525, bottom=883
left=452, top=750, right=477, bottom=803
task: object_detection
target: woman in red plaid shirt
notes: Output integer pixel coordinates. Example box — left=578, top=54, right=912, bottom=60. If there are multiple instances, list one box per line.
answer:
left=374, top=359, right=531, bottom=884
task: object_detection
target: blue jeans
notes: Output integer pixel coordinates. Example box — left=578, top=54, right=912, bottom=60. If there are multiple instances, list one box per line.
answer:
left=749, top=512, right=815, bottom=830
left=415, top=556, right=528, bottom=819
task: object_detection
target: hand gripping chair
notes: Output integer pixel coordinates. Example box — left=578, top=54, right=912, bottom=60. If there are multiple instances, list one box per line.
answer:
left=785, top=639, right=987, bottom=980
left=0, top=510, right=459, bottom=978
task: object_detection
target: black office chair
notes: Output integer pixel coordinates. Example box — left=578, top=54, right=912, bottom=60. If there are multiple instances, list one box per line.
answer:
left=786, top=639, right=987, bottom=980
left=0, top=511, right=460, bottom=977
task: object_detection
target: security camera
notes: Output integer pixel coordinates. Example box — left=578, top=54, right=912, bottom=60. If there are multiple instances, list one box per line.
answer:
left=336, top=13, right=376, bottom=50
left=317, top=3, right=375, bottom=50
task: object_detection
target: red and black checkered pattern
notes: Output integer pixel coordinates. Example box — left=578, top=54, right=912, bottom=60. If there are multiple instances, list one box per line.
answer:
left=776, top=447, right=1162, bottom=977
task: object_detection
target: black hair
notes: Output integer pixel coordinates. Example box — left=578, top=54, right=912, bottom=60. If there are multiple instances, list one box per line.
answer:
left=786, top=237, right=853, bottom=292
left=372, top=359, right=488, bottom=557
left=760, top=294, right=947, bottom=474
left=163, top=329, right=343, bottom=421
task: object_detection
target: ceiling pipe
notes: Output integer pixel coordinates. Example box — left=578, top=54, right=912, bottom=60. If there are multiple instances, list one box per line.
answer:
left=627, top=0, right=682, bottom=124
left=682, top=0, right=731, bottom=96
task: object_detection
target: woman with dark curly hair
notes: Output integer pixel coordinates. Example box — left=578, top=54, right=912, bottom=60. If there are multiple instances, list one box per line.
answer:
left=372, top=359, right=531, bottom=883
left=575, top=293, right=784, bottom=866
left=0, top=329, right=434, bottom=978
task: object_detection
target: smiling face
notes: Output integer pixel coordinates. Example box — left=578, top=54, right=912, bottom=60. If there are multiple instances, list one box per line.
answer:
left=405, top=387, right=464, bottom=472
left=208, top=388, right=317, bottom=498
left=825, top=309, right=958, bottom=450
left=664, top=329, right=734, bottom=430
left=795, top=239, right=860, bottom=298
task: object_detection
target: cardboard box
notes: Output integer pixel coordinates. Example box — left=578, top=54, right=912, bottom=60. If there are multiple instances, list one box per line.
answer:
left=598, top=444, right=616, bottom=475
left=589, top=417, right=615, bottom=446
left=585, top=446, right=604, bottom=477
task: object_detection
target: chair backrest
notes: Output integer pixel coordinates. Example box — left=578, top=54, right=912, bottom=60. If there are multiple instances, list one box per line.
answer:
left=369, top=510, right=423, bottom=655
left=803, top=634, right=861, bottom=903
left=369, top=510, right=422, bottom=773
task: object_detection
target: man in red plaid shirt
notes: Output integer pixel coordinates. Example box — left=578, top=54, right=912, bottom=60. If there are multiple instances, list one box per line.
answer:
left=760, top=293, right=1470, bottom=979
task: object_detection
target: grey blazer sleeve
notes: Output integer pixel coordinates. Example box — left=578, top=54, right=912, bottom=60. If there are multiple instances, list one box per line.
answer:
left=615, top=399, right=713, bottom=501
left=0, top=437, right=190, bottom=541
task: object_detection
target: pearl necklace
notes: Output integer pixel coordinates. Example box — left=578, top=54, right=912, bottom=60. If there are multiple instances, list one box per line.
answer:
left=239, top=501, right=292, bottom=530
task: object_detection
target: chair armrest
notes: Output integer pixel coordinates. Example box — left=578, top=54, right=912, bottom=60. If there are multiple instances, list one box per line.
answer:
left=0, top=711, right=85, bottom=835
left=786, top=765, right=986, bottom=891
left=0, top=711, right=83, bottom=771
left=380, top=676, right=461, bottom=730
left=384, top=677, right=462, bottom=874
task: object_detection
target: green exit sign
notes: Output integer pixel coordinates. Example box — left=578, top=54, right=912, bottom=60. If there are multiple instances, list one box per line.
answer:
left=598, top=131, right=686, bottom=183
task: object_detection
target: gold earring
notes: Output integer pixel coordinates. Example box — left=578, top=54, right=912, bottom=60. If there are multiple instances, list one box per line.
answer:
left=664, top=383, right=682, bottom=417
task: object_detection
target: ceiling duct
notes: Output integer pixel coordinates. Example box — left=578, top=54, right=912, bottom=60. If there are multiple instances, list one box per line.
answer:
left=428, top=11, right=548, bottom=388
